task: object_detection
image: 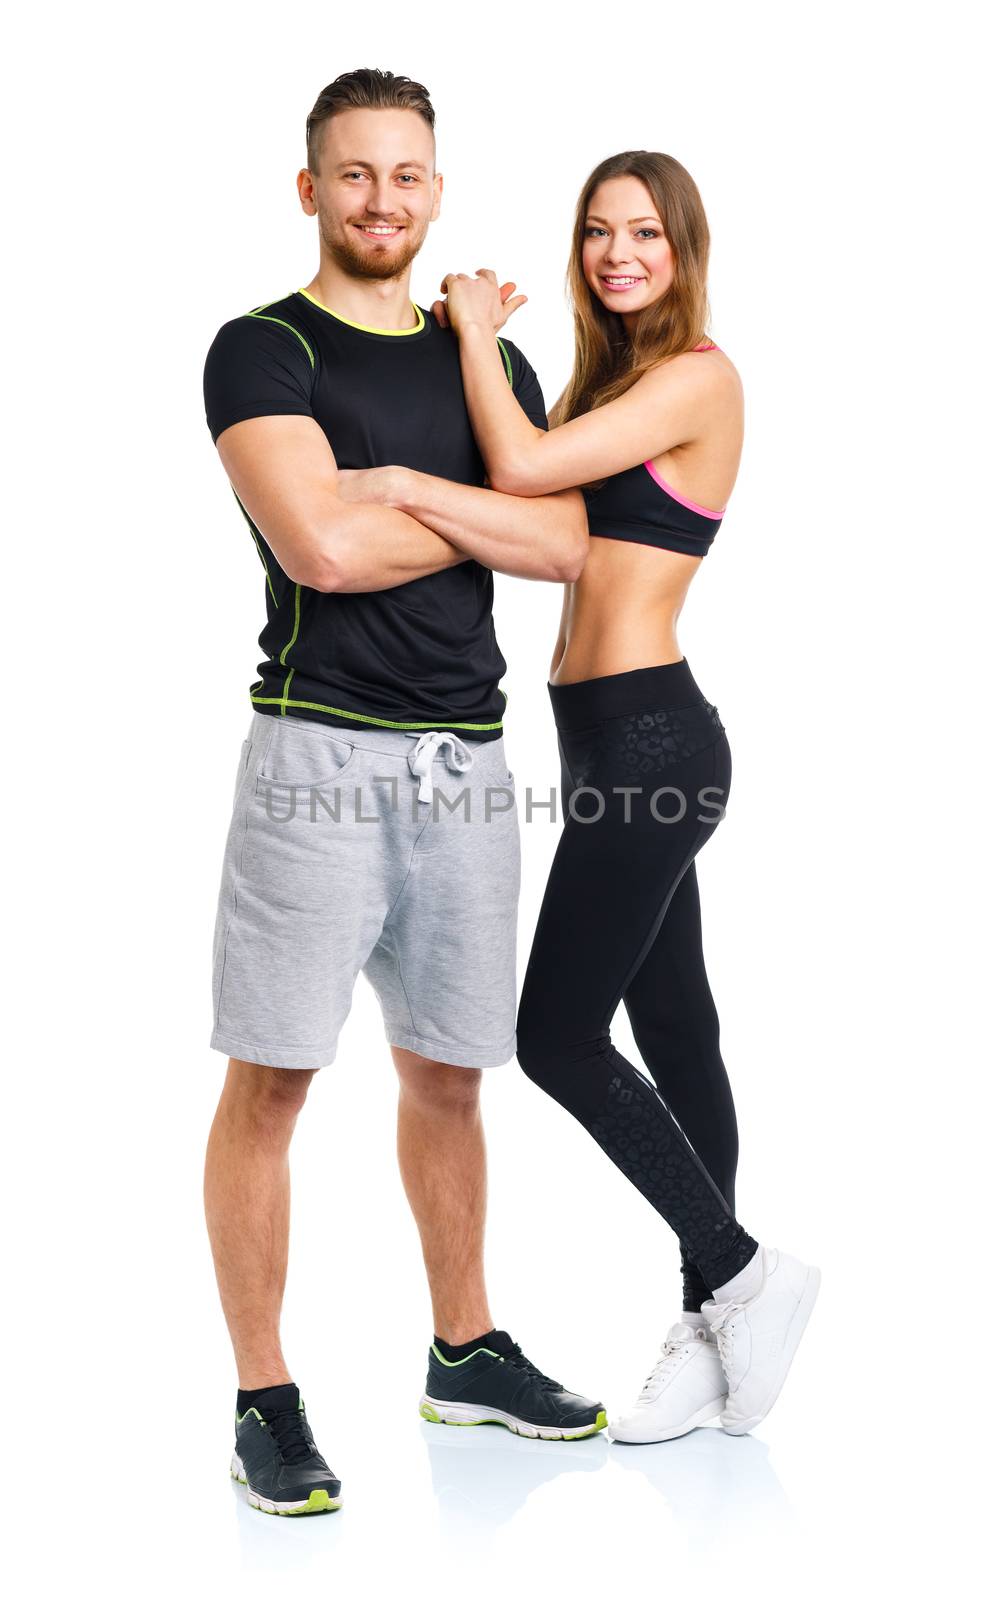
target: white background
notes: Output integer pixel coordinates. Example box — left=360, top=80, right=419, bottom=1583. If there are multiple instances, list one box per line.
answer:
left=5, top=1, right=978, bottom=1593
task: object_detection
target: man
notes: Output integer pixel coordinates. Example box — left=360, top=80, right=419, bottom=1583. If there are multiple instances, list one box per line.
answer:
left=202, top=68, right=605, bottom=1517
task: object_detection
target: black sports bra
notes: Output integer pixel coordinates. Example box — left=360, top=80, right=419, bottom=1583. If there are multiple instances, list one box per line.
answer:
left=582, top=341, right=727, bottom=560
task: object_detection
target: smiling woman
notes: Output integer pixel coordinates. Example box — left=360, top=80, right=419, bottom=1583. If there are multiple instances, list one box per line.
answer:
left=583, top=204, right=674, bottom=305
left=419, top=146, right=821, bottom=1448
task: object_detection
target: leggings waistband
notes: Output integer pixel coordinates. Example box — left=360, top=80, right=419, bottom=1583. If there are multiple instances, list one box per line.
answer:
left=547, top=659, right=708, bottom=731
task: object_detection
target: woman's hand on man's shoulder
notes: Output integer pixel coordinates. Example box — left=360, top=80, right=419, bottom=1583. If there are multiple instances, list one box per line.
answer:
left=431, top=268, right=527, bottom=333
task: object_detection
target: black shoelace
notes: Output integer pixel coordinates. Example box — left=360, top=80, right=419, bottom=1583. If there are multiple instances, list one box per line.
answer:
left=265, top=1407, right=317, bottom=1465
left=505, top=1345, right=564, bottom=1392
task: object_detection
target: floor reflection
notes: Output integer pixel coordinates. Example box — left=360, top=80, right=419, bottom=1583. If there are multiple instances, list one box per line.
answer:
left=232, top=1475, right=347, bottom=1568
left=611, top=1426, right=794, bottom=1554
left=422, top=1418, right=793, bottom=1551
left=421, top=1418, right=609, bottom=1531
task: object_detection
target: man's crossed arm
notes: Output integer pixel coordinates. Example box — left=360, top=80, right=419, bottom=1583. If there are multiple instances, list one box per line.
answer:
left=215, top=414, right=587, bottom=593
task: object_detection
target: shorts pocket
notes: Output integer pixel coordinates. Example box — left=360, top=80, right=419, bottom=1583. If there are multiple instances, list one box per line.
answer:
left=255, top=721, right=360, bottom=793
left=493, top=750, right=516, bottom=787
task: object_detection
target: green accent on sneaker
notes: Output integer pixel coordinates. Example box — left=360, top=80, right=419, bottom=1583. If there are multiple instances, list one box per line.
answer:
left=419, top=1403, right=609, bottom=1438
left=419, top=1404, right=483, bottom=1427
left=283, top=1489, right=338, bottom=1514
left=249, top=1487, right=341, bottom=1515
left=429, top=1343, right=505, bottom=1367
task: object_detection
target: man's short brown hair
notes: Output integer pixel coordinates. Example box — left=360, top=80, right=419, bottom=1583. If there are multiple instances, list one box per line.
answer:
left=306, top=68, right=436, bottom=174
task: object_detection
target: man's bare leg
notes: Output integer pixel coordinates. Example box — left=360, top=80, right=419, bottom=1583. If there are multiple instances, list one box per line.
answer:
left=203, top=1058, right=317, bottom=1387
left=391, top=1047, right=493, bottom=1344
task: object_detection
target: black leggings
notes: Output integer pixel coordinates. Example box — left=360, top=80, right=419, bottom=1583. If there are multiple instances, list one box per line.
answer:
left=515, top=660, right=759, bottom=1307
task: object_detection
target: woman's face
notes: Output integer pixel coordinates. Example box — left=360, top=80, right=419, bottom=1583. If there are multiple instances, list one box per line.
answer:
left=581, top=175, right=674, bottom=318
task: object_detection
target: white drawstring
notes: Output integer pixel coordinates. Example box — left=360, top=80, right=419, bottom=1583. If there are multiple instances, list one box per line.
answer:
left=407, top=731, right=474, bottom=804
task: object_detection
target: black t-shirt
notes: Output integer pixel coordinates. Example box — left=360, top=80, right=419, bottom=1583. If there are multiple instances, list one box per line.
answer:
left=203, top=288, right=548, bottom=739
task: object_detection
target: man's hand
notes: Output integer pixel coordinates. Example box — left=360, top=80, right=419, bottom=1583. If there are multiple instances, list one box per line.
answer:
left=430, top=268, right=527, bottom=332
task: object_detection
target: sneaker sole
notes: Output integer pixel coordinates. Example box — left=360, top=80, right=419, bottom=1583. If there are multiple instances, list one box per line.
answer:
left=608, top=1394, right=726, bottom=1444
left=419, top=1397, right=607, bottom=1440
left=721, top=1263, right=821, bottom=1435
left=230, top=1451, right=343, bottom=1514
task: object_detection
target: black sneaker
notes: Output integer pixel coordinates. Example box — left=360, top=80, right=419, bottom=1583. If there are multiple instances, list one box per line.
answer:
left=231, top=1383, right=342, bottom=1514
left=420, top=1330, right=606, bottom=1440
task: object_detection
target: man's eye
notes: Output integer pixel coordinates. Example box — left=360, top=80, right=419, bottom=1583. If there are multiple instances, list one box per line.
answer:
left=344, top=170, right=366, bottom=180
left=398, top=174, right=419, bottom=183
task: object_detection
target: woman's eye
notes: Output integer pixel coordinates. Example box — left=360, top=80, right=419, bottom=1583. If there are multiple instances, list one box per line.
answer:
left=637, top=229, right=660, bottom=239
left=585, top=227, right=606, bottom=238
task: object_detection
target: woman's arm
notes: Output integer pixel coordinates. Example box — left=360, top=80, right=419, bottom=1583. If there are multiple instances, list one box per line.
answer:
left=443, top=271, right=735, bottom=497
left=336, top=466, right=588, bottom=583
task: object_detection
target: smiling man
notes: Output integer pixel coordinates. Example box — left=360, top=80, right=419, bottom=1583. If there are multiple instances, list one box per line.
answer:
left=201, top=68, right=602, bottom=1516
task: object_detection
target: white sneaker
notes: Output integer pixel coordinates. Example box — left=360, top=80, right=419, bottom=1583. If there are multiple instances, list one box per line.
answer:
left=702, top=1245, right=821, bottom=1435
left=607, top=1321, right=728, bottom=1444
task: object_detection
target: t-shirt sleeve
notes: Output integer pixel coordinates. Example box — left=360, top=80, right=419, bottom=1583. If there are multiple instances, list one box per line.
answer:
left=203, top=314, right=316, bottom=444
left=497, top=337, right=549, bottom=432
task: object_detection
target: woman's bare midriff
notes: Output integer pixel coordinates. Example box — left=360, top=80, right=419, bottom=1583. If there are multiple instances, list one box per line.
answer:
left=548, top=347, right=742, bottom=686
left=550, top=535, right=703, bottom=685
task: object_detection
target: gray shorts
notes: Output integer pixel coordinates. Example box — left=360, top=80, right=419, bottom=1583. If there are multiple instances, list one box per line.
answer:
left=210, top=711, right=521, bottom=1070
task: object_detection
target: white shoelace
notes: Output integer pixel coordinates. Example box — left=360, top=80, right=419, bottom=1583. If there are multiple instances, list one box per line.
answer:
left=637, top=1328, right=703, bottom=1402
left=407, top=731, right=474, bottom=804
left=706, top=1301, right=744, bottom=1373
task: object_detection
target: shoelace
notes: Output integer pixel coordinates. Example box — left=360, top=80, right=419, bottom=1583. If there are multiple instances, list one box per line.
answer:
left=638, top=1332, right=698, bottom=1399
left=265, top=1406, right=317, bottom=1465
left=506, top=1344, right=564, bottom=1393
left=706, top=1301, right=744, bottom=1372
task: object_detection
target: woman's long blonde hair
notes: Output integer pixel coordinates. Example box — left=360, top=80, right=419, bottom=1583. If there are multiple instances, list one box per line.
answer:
left=551, top=150, right=712, bottom=428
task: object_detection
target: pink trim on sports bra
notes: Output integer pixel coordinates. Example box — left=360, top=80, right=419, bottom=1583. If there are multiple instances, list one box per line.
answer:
left=643, top=460, right=727, bottom=519
left=638, top=341, right=725, bottom=518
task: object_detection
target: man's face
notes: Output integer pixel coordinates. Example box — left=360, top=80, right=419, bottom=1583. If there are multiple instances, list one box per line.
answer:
left=302, top=107, right=442, bottom=281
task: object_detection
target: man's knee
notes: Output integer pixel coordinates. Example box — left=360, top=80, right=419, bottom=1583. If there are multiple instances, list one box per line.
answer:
left=223, top=1058, right=316, bottom=1122
left=392, top=1047, right=483, bottom=1114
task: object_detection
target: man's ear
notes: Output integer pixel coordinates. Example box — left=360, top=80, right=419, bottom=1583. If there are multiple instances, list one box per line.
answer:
left=431, top=170, right=443, bottom=221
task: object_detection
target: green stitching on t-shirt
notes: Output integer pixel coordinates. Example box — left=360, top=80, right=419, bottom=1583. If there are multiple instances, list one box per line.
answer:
left=277, top=584, right=303, bottom=715
left=496, top=337, right=513, bottom=388
left=249, top=694, right=505, bottom=732
left=232, top=491, right=278, bottom=607
left=246, top=310, right=315, bottom=369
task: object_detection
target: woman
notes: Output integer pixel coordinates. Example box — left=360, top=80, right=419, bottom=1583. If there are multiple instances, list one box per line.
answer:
left=344, top=151, right=820, bottom=1443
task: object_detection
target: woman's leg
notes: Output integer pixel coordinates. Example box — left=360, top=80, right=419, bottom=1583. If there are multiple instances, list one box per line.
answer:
left=623, top=861, right=740, bottom=1313
left=517, top=702, right=758, bottom=1295
left=557, top=736, right=741, bottom=1311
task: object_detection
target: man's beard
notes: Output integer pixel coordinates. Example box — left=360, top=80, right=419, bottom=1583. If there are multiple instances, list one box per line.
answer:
left=320, top=214, right=424, bottom=282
